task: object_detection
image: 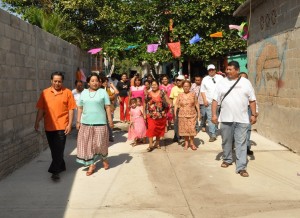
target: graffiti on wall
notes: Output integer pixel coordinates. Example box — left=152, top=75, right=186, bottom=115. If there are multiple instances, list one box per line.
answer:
left=254, top=36, right=288, bottom=96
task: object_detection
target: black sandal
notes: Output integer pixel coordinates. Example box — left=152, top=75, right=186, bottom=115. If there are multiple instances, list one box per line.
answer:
left=147, top=146, right=155, bottom=152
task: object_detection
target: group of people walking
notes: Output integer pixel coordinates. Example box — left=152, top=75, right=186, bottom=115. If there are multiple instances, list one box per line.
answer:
left=34, top=60, right=257, bottom=181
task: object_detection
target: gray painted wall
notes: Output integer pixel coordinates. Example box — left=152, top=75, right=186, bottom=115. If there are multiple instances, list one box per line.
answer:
left=0, top=9, right=90, bottom=179
left=246, top=0, right=300, bottom=152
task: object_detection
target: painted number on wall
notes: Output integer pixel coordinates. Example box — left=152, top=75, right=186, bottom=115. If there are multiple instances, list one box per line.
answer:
left=260, top=9, right=277, bottom=31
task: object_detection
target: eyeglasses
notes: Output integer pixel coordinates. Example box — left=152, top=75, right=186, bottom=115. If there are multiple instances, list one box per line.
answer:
left=176, top=79, right=182, bottom=82
left=212, top=78, right=216, bottom=84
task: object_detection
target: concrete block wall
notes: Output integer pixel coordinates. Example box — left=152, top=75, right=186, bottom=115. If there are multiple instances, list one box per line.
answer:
left=0, top=9, right=90, bottom=179
left=246, top=0, right=300, bottom=152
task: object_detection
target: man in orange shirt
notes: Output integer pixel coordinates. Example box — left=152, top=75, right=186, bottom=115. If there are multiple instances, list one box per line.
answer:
left=34, top=72, right=76, bottom=181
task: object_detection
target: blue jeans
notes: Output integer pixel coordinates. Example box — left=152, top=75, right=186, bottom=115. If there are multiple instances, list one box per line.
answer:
left=205, top=104, right=217, bottom=137
left=200, top=104, right=207, bottom=128
left=220, top=122, right=249, bottom=173
left=246, top=106, right=251, bottom=150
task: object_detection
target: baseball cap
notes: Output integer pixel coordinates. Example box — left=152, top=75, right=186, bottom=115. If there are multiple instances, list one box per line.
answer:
left=207, top=64, right=216, bottom=70
left=177, top=75, right=185, bottom=80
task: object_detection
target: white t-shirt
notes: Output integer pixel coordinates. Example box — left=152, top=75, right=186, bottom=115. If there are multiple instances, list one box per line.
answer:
left=72, top=89, right=82, bottom=106
left=213, top=77, right=256, bottom=123
left=200, top=74, right=223, bottom=104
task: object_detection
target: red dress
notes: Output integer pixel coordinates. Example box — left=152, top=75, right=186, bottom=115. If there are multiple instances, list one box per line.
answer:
left=145, top=91, right=168, bottom=137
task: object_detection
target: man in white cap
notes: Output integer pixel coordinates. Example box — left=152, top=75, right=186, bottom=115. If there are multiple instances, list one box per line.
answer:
left=200, top=64, right=223, bottom=142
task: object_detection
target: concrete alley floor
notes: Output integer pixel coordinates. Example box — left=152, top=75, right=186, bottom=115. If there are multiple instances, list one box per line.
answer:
left=0, top=112, right=300, bottom=218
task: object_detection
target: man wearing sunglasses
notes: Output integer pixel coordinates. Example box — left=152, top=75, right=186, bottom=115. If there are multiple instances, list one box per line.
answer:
left=200, top=64, right=223, bottom=142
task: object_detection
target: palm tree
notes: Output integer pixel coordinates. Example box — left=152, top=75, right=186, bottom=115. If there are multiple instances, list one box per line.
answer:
left=24, top=7, right=84, bottom=48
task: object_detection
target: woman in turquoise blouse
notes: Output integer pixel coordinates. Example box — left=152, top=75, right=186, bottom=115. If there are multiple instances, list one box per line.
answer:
left=76, top=73, right=114, bottom=176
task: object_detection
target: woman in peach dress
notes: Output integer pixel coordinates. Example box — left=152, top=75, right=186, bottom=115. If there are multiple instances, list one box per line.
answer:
left=175, top=80, right=201, bottom=150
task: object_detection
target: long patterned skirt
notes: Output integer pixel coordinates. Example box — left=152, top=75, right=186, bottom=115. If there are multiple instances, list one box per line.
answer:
left=178, top=115, right=197, bottom=136
left=76, top=124, right=109, bottom=166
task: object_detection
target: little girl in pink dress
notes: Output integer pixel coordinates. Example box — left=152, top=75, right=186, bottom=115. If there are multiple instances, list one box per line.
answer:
left=128, top=98, right=147, bottom=146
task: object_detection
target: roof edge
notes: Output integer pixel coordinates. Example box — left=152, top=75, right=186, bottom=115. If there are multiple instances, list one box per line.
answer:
left=233, top=0, right=265, bottom=17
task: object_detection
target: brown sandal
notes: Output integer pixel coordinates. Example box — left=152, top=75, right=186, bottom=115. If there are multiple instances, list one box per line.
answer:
left=86, top=165, right=96, bottom=176
left=103, top=160, right=109, bottom=170
left=221, top=162, right=232, bottom=168
left=239, top=170, right=249, bottom=177
left=190, top=144, right=197, bottom=151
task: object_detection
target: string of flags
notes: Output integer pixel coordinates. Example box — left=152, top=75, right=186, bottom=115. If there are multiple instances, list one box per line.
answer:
left=88, top=22, right=248, bottom=58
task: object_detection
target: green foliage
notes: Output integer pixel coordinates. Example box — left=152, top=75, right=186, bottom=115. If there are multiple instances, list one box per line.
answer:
left=3, top=0, right=247, bottom=63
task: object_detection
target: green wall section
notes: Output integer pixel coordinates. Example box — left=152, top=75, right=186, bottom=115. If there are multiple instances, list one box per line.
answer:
left=228, top=54, right=248, bottom=73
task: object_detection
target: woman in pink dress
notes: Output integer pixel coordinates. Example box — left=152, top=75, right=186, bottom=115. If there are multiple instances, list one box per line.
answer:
left=159, top=75, right=174, bottom=131
left=128, top=98, right=147, bottom=146
left=129, top=77, right=146, bottom=104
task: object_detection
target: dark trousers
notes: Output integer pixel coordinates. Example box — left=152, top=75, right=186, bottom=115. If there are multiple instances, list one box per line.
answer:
left=173, top=111, right=179, bottom=140
left=45, top=130, right=66, bottom=174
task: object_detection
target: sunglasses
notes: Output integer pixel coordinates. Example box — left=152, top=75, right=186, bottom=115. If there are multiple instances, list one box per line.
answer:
left=176, top=79, right=183, bottom=82
left=212, top=78, right=216, bottom=84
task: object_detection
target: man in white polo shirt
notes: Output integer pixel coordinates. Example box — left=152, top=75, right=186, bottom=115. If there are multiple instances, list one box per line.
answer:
left=200, top=64, right=223, bottom=142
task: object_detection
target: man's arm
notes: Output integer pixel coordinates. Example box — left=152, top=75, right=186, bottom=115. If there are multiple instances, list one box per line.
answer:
left=249, top=100, right=257, bottom=125
left=211, top=100, right=218, bottom=124
left=34, top=109, right=44, bottom=131
left=200, top=79, right=208, bottom=106
left=65, top=109, right=73, bottom=135
left=201, top=92, right=208, bottom=107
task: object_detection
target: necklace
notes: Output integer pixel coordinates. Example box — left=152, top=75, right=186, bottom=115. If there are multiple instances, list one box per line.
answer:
left=89, top=90, right=97, bottom=98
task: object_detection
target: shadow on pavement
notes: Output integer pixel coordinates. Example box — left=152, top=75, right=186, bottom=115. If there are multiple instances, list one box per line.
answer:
left=194, top=138, right=205, bottom=148
left=107, top=153, right=133, bottom=169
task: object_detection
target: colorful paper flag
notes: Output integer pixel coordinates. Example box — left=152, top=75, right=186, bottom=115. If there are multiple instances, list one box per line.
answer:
left=189, top=34, right=202, bottom=44
left=168, top=42, right=181, bottom=58
left=147, top=44, right=159, bottom=53
left=76, top=68, right=86, bottom=82
left=238, top=22, right=249, bottom=40
left=87, top=48, right=102, bottom=54
left=124, top=45, right=138, bottom=51
left=229, top=25, right=241, bottom=30
left=210, top=32, right=223, bottom=38
left=229, top=22, right=249, bottom=40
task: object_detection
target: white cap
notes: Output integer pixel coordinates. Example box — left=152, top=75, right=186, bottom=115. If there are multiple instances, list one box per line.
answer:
left=177, top=75, right=185, bottom=80
left=207, top=64, right=216, bottom=70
